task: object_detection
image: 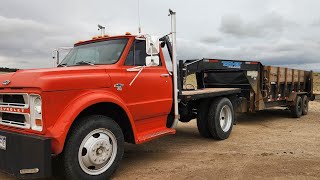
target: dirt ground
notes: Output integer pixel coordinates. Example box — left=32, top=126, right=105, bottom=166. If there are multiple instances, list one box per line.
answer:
left=111, top=99, right=320, bottom=180
left=0, top=75, right=319, bottom=180
left=3, top=100, right=320, bottom=180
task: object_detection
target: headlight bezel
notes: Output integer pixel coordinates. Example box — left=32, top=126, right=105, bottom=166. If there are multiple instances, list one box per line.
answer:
left=30, top=94, right=43, bottom=131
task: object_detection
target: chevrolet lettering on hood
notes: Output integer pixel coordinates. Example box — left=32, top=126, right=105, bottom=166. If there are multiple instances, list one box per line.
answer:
left=0, top=107, right=27, bottom=113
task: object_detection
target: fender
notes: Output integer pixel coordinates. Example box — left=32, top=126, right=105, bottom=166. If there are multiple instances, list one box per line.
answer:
left=47, top=90, right=136, bottom=154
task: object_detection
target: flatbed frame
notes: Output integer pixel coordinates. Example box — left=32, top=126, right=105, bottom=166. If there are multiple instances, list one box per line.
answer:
left=180, top=88, right=241, bottom=101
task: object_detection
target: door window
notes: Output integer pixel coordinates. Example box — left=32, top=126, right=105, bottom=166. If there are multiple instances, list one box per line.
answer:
left=125, top=40, right=161, bottom=66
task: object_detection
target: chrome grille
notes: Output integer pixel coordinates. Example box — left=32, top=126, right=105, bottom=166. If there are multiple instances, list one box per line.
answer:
left=0, top=93, right=29, bottom=108
left=0, top=93, right=30, bottom=129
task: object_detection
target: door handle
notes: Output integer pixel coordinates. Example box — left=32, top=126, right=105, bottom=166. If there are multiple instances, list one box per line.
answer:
left=160, top=74, right=170, bottom=77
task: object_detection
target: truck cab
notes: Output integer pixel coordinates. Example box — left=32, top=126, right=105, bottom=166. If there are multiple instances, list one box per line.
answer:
left=0, top=34, right=178, bottom=179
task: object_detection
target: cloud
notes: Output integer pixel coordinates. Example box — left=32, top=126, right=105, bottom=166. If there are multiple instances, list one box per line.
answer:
left=0, top=0, right=319, bottom=71
left=200, top=36, right=221, bottom=44
left=219, top=12, right=295, bottom=38
left=0, top=15, right=92, bottom=68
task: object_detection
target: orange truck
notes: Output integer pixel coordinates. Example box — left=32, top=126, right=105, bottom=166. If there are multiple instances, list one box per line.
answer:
left=0, top=10, right=313, bottom=179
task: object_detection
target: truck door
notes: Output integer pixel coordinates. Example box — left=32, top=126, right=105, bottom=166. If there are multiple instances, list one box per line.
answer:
left=124, top=40, right=173, bottom=122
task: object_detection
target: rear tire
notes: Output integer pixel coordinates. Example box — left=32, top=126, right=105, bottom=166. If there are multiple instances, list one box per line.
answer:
left=208, top=97, right=234, bottom=140
left=290, top=96, right=303, bottom=118
left=302, top=95, right=309, bottom=115
left=62, top=115, right=124, bottom=180
left=197, top=100, right=212, bottom=138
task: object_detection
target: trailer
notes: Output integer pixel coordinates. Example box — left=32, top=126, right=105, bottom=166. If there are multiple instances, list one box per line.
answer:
left=178, top=58, right=314, bottom=119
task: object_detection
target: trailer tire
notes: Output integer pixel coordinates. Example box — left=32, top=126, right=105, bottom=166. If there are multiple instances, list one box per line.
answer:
left=302, top=95, right=309, bottom=115
left=197, top=100, right=212, bottom=138
left=208, top=97, right=234, bottom=140
left=290, top=96, right=303, bottom=118
left=62, top=115, right=124, bottom=180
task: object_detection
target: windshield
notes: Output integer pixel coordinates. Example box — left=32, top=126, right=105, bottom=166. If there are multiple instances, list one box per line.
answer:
left=59, top=38, right=128, bottom=66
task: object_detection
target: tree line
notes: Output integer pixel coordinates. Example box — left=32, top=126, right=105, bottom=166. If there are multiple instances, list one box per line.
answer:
left=0, top=67, right=19, bottom=72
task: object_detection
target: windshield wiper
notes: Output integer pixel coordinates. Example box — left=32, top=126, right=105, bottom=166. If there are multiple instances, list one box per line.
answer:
left=57, top=63, right=68, bottom=67
left=76, top=61, right=94, bottom=66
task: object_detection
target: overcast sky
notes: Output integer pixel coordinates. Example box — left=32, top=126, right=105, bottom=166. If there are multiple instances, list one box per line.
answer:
left=0, top=0, right=320, bottom=71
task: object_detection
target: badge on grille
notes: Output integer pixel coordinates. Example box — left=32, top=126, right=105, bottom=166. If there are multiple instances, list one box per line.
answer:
left=2, top=80, right=10, bottom=86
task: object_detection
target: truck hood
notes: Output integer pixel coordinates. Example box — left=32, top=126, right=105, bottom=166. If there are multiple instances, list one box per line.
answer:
left=0, top=66, right=112, bottom=91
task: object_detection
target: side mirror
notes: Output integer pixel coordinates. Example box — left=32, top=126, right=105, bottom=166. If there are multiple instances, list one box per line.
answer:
left=145, top=56, right=160, bottom=66
left=146, top=36, right=160, bottom=55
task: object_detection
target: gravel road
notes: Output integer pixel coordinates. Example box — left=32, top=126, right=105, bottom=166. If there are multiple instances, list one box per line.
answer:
left=1, top=100, right=320, bottom=180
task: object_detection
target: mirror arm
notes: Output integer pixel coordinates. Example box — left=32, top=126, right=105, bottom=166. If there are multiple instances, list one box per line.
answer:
left=128, top=66, right=145, bottom=86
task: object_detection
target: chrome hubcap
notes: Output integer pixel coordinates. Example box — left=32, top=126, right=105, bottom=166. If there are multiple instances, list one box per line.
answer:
left=78, top=128, right=117, bottom=175
left=219, top=105, right=232, bottom=132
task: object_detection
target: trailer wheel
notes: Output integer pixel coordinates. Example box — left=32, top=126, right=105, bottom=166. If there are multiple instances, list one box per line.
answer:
left=208, top=97, right=234, bottom=140
left=302, top=95, right=309, bottom=115
left=197, top=100, right=212, bottom=138
left=290, top=96, right=303, bottom=118
left=62, top=115, right=124, bottom=180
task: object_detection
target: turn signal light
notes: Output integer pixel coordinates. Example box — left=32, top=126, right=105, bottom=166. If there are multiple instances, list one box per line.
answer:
left=35, top=119, right=42, bottom=126
left=103, top=34, right=109, bottom=37
left=92, top=36, right=98, bottom=40
left=125, top=32, right=132, bottom=35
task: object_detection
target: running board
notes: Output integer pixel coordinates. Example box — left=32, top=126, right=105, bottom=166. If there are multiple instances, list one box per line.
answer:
left=136, top=128, right=176, bottom=144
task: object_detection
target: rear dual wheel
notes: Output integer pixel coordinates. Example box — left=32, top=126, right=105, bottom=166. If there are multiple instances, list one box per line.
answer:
left=290, top=96, right=302, bottom=118
left=290, top=95, right=308, bottom=118
left=302, top=95, right=309, bottom=115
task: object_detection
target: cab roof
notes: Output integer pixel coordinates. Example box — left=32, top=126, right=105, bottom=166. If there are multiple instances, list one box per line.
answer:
left=74, top=34, right=138, bottom=47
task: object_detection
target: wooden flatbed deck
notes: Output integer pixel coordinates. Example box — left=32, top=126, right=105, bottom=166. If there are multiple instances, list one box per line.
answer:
left=180, top=88, right=241, bottom=101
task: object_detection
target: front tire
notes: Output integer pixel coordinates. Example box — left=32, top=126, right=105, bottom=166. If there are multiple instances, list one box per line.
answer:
left=208, top=97, right=234, bottom=140
left=63, top=115, right=124, bottom=180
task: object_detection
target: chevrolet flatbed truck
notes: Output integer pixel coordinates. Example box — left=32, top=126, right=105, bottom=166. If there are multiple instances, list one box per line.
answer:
left=0, top=10, right=314, bottom=179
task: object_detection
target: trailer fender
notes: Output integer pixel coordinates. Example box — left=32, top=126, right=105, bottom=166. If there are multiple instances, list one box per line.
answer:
left=287, top=92, right=307, bottom=102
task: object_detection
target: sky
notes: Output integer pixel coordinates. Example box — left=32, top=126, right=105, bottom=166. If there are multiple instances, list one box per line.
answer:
left=0, top=0, right=320, bottom=71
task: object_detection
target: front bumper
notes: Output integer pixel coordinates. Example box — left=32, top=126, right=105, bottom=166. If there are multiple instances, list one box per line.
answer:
left=0, top=129, right=51, bottom=179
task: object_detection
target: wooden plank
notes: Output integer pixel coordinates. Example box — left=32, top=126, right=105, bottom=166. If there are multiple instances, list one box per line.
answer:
left=181, top=88, right=240, bottom=96
left=277, top=67, right=281, bottom=95
left=284, top=68, right=288, bottom=97
left=298, top=70, right=301, bottom=91
left=292, top=69, right=295, bottom=91
left=294, top=69, right=299, bottom=82
left=300, top=71, right=305, bottom=83
left=278, top=67, right=286, bottom=82
left=269, top=66, right=277, bottom=82
left=287, top=68, right=293, bottom=82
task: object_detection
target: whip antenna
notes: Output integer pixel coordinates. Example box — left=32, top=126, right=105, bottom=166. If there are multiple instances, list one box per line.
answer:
left=138, top=0, right=141, bottom=34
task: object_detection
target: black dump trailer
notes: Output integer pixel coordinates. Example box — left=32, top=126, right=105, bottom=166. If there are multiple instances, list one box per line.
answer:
left=178, top=58, right=314, bottom=118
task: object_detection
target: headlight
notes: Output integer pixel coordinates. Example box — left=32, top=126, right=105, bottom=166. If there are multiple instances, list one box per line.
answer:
left=34, top=97, right=42, bottom=114
left=30, top=95, right=43, bottom=131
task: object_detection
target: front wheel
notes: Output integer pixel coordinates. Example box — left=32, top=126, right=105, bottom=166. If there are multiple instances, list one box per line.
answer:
left=208, top=97, right=234, bottom=140
left=62, top=115, right=124, bottom=180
